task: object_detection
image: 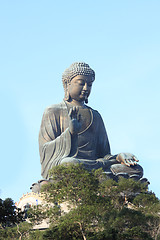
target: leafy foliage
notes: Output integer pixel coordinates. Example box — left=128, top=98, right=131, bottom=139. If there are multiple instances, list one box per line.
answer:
left=0, top=198, right=24, bottom=228
left=0, top=198, right=32, bottom=240
left=0, top=221, right=32, bottom=240
left=1, top=166, right=159, bottom=239
left=28, top=164, right=160, bottom=239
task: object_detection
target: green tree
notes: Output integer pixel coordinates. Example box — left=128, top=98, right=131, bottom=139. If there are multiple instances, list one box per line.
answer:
left=0, top=221, right=32, bottom=240
left=0, top=198, right=24, bottom=228
left=0, top=198, right=32, bottom=240
left=28, top=164, right=160, bottom=240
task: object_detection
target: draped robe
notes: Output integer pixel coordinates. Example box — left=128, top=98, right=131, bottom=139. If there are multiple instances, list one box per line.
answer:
left=39, top=101, right=143, bottom=179
left=39, top=101, right=112, bottom=179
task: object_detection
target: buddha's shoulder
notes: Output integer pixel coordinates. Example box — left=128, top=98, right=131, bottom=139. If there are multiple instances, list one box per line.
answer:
left=87, top=106, right=102, bottom=119
left=43, top=102, right=66, bottom=116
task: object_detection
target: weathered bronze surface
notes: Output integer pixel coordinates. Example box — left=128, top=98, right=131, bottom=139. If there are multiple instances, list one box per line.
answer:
left=38, top=62, right=145, bottom=182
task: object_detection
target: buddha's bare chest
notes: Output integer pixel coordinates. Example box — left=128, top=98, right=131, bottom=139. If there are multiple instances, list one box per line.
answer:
left=77, top=108, right=92, bottom=133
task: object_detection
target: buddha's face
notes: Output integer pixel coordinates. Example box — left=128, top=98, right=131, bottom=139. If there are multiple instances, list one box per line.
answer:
left=67, top=75, right=93, bottom=103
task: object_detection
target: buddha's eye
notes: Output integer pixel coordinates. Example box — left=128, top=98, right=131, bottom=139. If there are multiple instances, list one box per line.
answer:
left=78, top=80, right=85, bottom=85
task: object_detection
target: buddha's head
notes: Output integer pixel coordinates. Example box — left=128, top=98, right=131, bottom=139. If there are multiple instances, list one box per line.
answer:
left=62, top=62, right=95, bottom=104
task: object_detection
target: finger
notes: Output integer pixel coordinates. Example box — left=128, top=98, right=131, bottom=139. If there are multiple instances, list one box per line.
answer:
left=69, top=108, right=73, bottom=118
left=72, top=107, right=77, bottom=119
left=74, top=106, right=79, bottom=119
left=72, top=106, right=76, bottom=113
left=130, top=158, right=137, bottom=165
left=128, top=159, right=135, bottom=166
left=75, top=106, right=79, bottom=113
left=123, top=159, right=130, bottom=167
left=133, top=156, right=139, bottom=162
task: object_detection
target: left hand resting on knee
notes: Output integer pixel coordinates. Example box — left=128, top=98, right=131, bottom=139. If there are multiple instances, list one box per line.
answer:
left=116, top=153, right=139, bottom=167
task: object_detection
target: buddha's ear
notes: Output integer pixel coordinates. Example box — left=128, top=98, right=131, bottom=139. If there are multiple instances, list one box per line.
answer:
left=64, top=84, right=71, bottom=101
left=64, top=92, right=70, bottom=101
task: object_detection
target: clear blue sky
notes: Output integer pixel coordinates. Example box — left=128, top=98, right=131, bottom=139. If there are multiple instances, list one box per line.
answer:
left=0, top=0, right=159, bottom=202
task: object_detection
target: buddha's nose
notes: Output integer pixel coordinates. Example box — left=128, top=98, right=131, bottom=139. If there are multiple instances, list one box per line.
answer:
left=83, top=83, right=88, bottom=91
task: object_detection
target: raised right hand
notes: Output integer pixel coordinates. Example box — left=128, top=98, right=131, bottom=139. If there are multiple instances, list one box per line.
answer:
left=68, top=106, right=81, bottom=135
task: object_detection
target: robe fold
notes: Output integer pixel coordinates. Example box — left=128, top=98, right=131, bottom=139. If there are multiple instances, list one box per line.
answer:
left=39, top=101, right=111, bottom=179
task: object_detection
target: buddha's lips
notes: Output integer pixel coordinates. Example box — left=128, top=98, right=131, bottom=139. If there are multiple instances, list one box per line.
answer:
left=81, top=91, right=88, bottom=96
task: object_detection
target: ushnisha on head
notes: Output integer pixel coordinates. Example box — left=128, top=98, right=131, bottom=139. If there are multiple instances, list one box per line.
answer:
left=62, top=62, right=95, bottom=103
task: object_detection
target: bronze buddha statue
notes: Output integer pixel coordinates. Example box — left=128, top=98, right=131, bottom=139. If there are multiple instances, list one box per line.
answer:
left=38, top=62, right=146, bottom=183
